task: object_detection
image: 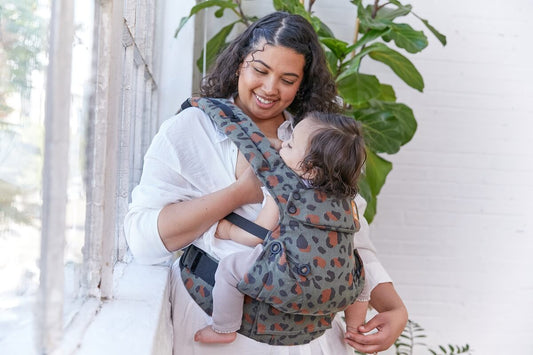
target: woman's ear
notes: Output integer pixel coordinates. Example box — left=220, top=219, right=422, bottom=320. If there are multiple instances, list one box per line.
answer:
left=236, top=62, right=244, bottom=76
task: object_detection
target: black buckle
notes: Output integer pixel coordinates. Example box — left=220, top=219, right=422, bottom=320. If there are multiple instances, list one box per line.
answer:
left=179, top=244, right=218, bottom=286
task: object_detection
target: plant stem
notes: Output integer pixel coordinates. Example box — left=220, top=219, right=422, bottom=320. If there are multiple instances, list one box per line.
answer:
left=232, top=0, right=249, bottom=26
left=308, top=0, right=316, bottom=13
left=372, top=0, right=379, bottom=18
left=351, top=17, right=360, bottom=58
left=408, top=321, right=415, bottom=355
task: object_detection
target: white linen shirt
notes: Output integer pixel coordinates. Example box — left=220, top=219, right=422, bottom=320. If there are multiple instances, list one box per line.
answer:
left=124, top=106, right=391, bottom=292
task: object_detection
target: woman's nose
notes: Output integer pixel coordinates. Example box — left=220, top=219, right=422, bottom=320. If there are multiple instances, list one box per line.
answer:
left=262, top=76, right=278, bottom=94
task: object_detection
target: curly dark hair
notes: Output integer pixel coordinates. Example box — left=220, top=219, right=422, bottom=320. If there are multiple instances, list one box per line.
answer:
left=300, top=112, right=367, bottom=198
left=200, top=11, right=341, bottom=121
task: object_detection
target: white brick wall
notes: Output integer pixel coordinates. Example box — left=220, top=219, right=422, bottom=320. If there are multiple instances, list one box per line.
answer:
left=197, top=1, right=533, bottom=353
left=358, top=1, right=533, bottom=353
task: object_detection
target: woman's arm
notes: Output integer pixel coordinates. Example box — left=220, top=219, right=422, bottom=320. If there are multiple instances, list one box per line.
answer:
left=343, top=194, right=408, bottom=352
left=158, top=165, right=263, bottom=251
left=344, top=282, right=408, bottom=353
left=124, top=108, right=262, bottom=264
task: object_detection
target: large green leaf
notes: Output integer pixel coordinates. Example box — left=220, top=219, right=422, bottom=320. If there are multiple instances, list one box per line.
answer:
left=369, top=100, right=417, bottom=145
left=312, top=17, right=336, bottom=38
left=356, top=109, right=402, bottom=154
left=174, top=0, right=237, bottom=37
left=356, top=176, right=375, bottom=222
left=417, top=17, right=447, bottom=46
left=385, top=23, right=428, bottom=53
left=196, top=22, right=237, bottom=73
left=376, top=2, right=412, bottom=21
left=337, top=39, right=382, bottom=81
left=357, top=5, right=390, bottom=31
left=389, top=0, right=446, bottom=46
left=367, top=42, right=424, bottom=91
left=273, top=0, right=308, bottom=18
left=324, top=50, right=339, bottom=77
left=337, top=73, right=381, bottom=105
left=337, top=52, right=364, bottom=81
left=349, top=28, right=391, bottom=52
left=378, top=84, right=396, bottom=102
left=320, top=37, right=350, bottom=60
left=359, top=150, right=393, bottom=223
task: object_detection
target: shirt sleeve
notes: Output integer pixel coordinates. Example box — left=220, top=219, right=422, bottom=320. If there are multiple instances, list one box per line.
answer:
left=353, top=194, right=393, bottom=293
left=123, top=107, right=238, bottom=265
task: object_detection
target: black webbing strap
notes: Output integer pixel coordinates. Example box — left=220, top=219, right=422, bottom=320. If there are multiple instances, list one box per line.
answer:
left=179, top=213, right=269, bottom=286
left=179, top=244, right=218, bottom=285
left=224, top=212, right=270, bottom=241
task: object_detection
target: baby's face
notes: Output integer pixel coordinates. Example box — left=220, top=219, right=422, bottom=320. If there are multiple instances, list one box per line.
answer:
left=279, top=118, right=320, bottom=177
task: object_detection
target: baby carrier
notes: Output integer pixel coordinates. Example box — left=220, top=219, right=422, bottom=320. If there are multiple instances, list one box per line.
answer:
left=178, top=97, right=365, bottom=345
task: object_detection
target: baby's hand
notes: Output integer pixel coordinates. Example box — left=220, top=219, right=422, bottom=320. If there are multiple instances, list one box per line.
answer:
left=215, top=219, right=233, bottom=240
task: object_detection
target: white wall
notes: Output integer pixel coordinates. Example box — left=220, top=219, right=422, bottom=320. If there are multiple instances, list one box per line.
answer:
left=165, top=0, right=533, bottom=353
left=360, top=1, right=533, bottom=354
left=156, top=0, right=196, bottom=124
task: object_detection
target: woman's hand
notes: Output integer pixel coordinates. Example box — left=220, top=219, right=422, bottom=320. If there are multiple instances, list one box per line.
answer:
left=344, top=282, right=408, bottom=353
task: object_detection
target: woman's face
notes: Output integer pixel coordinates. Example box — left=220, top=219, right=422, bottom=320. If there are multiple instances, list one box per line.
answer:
left=235, top=44, right=305, bottom=123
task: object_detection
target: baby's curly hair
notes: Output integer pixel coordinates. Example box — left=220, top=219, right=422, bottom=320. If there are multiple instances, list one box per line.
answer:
left=300, top=112, right=366, bottom=199
left=200, top=11, right=340, bottom=121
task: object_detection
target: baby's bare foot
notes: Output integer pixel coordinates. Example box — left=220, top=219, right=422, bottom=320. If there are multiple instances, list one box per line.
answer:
left=194, top=326, right=237, bottom=344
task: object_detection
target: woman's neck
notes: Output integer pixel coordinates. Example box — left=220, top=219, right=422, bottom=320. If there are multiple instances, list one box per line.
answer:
left=253, top=114, right=285, bottom=150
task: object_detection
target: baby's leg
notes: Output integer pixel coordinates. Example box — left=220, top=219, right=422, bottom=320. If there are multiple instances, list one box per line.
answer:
left=194, top=246, right=263, bottom=344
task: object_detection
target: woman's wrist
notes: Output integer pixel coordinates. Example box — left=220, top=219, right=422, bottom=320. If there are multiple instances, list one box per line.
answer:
left=370, top=282, right=406, bottom=313
left=229, top=179, right=263, bottom=205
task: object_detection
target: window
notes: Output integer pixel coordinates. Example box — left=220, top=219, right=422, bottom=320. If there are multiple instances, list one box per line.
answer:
left=0, top=0, right=166, bottom=353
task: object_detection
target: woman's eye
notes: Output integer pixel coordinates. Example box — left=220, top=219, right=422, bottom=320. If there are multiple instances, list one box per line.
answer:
left=253, top=67, right=266, bottom=74
left=282, top=79, right=295, bottom=85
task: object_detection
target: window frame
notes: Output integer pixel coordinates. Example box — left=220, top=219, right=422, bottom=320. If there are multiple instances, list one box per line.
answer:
left=36, top=0, right=163, bottom=353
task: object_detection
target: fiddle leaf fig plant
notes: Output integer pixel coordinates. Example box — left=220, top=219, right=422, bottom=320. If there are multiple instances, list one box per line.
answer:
left=176, top=0, right=446, bottom=223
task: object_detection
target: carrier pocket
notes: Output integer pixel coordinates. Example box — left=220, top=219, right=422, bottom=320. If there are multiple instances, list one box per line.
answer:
left=240, top=300, right=334, bottom=345
left=237, top=240, right=310, bottom=314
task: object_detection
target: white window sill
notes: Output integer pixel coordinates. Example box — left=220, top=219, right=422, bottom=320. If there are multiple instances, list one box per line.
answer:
left=73, top=262, right=173, bottom=355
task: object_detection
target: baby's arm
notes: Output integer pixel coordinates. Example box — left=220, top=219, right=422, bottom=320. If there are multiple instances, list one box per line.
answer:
left=215, top=194, right=279, bottom=247
left=344, top=300, right=369, bottom=335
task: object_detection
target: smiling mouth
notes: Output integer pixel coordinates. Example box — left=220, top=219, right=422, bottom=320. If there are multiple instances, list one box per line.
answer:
left=255, top=93, right=274, bottom=105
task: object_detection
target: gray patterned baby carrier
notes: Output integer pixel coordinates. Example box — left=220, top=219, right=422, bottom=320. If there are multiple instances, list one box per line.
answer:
left=178, top=97, right=365, bottom=345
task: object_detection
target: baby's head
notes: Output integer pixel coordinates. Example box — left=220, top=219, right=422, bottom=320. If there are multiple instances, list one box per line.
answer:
left=279, top=112, right=366, bottom=198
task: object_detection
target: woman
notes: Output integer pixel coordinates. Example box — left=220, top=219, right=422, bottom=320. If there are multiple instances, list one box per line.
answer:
left=124, top=11, right=407, bottom=354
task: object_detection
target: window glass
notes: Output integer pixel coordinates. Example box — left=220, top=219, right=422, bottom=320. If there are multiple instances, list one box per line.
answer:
left=0, top=0, right=94, bottom=346
left=0, top=0, right=49, bottom=343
